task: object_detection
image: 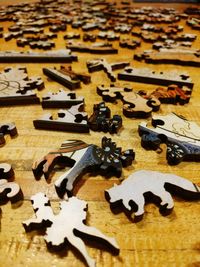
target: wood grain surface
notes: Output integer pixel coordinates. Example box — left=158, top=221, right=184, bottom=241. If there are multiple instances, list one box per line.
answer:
left=0, top=0, right=199, bottom=266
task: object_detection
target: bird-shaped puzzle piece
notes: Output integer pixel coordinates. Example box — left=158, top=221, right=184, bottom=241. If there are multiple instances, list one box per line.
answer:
left=23, top=193, right=119, bottom=267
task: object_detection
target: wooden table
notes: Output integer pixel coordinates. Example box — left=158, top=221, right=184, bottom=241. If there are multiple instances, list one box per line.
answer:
left=0, top=1, right=199, bottom=266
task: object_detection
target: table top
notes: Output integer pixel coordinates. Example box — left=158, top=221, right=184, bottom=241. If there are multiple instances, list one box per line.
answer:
left=0, top=1, right=199, bottom=266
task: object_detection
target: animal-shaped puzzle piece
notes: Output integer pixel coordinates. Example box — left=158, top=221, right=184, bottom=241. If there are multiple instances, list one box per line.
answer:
left=138, top=113, right=200, bottom=165
left=105, top=170, right=200, bottom=221
left=32, top=137, right=134, bottom=196
left=0, top=66, right=44, bottom=105
left=33, top=103, right=89, bottom=133
left=118, top=67, right=194, bottom=89
left=0, top=163, right=21, bottom=203
left=0, top=122, right=18, bottom=145
left=97, top=84, right=160, bottom=118
left=42, top=89, right=84, bottom=108
left=139, top=84, right=191, bottom=105
left=88, top=102, right=122, bottom=133
left=87, top=59, right=129, bottom=82
left=23, top=193, right=119, bottom=267
left=43, top=65, right=91, bottom=90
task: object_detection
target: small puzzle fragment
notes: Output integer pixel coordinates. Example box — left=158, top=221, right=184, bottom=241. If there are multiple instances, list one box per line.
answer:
left=88, top=102, right=122, bottom=133
left=42, top=89, right=84, bottom=108
left=97, top=84, right=160, bottom=118
left=0, top=163, right=21, bottom=203
left=87, top=59, right=129, bottom=82
left=105, top=170, right=200, bottom=221
left=139, top=113, right=200, bottom=165
left=33, top=103, right=89, bottom=133
left=139, top=84, right=192, bottom=105
left=43, top=65, right=90, bottom=89
left=0, top=122, right=18, bottom=145
left=66, top=41, right=118, bottom=54
left=23, top=193, right=119, bottom=267
left=134, top=49, right=200, bottom=67
left=0, top=66, right=44, bottom=105
left=118, top=67, right=194, bottom=89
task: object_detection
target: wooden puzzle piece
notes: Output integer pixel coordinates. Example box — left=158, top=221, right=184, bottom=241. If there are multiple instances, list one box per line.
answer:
left=87, top=59, right=129, bottom=82
left=138, top=113, right=200, bottom=165
left=187, top=17, right=200, bottom=30
left=105, top=170, right=200, bottom=220
left=98, top=31, right=120, bottom=41
left=152, top=40, right=192, bottom=50
left=0, top=163, right=21, bottom=203
left=0, top=122, right=18, bottom=146
left=119, top=38, right=141, bottom=49
left=0, top=163, right=14, bottom=180
left=139, top=84, right=191, bottom=105
left=63, top=33, right=80, bottom=39
left=43, top=65, right=90, bottom=90
left=32, top=137, right=134, bottom=196
left=83, top=33, right=97, bottom=42
left=42, top=89, right=84, bottom=108
left=88, top=102, right=122, bottom=133
left=23, top=193, right=119, bottom=267
left=118, top=67, right=194, bottom=89
left=66, top=41, right=118, bottom=54
left=0, top=66, right=43, bottom=105
left=97, top=84, right=160, bottom=118
left=0, top=50, right=78, bottom=63
left=33, top=103, right=89, bottom=133
left=134, top=49, right=200, bottom=67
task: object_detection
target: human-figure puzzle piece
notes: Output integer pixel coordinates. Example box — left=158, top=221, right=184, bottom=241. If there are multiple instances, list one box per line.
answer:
left=33, top=103, right=89, bottom=133
left=139, top=113, right=200, bottom=165
left=23, top=193, right=120, bottom=267
left=105, top=170, right=200, bottom=221
left=0, top=122, right=18, bottom=145
left=32, top=137, right=134, bottom=197
left=42, top=89, right=84, bottom=108
left=0, top=163, right=21, bottom=203
left=87, top=59, right=129, bottom=82
left=97, top=84, right=160, bottom=118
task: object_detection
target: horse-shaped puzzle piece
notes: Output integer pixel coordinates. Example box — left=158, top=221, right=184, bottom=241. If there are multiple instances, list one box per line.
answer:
left=32, top=137, right=135, bottom=197
left=105, top=170, right=200, bottom=221
left=23, top=193, right=119, bottom=267
left=97, top=84, right=160, bottom=118
left=139, top=113, right=200, bottom=165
